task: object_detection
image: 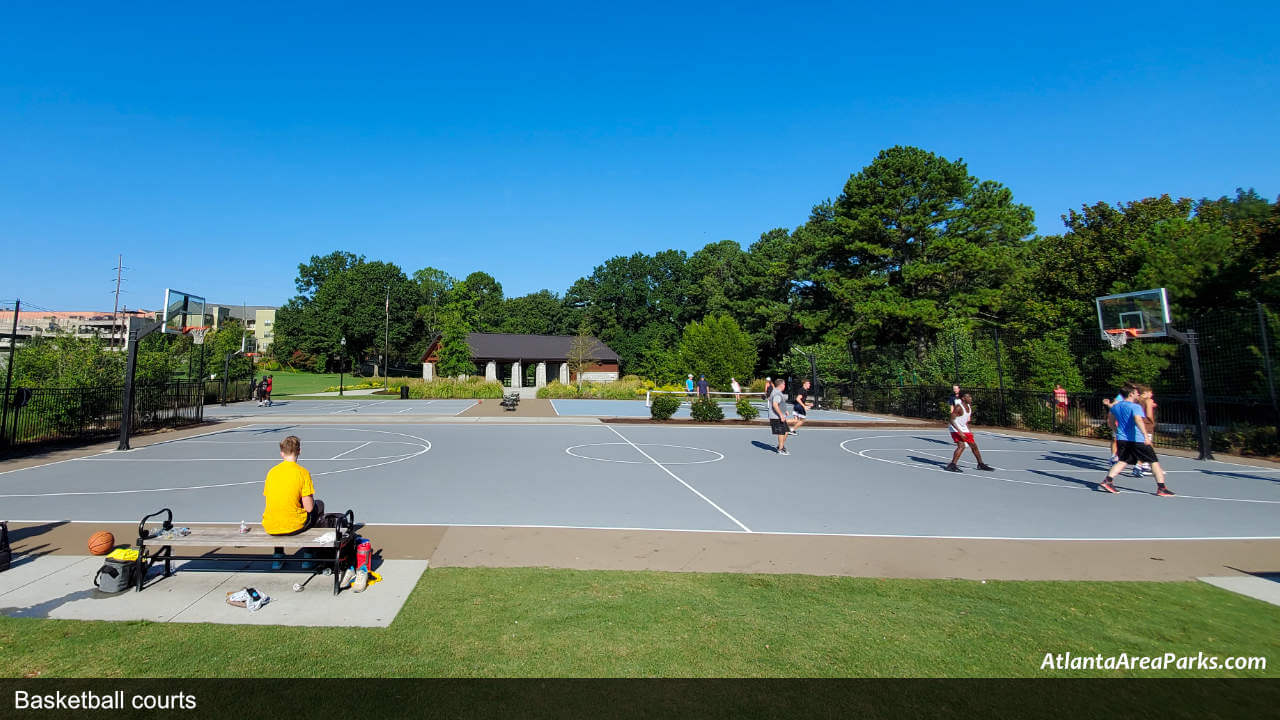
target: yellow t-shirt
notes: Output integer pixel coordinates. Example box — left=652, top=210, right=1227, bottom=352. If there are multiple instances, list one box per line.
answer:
left=261, top=460, right=315, bottom=535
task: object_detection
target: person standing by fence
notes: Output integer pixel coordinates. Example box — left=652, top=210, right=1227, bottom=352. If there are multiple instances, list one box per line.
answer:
left=1054, top=383, right=1068, bottom=422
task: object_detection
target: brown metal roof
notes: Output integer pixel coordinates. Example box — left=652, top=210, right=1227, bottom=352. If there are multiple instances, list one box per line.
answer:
left=422, top=333, right=619, bottom=362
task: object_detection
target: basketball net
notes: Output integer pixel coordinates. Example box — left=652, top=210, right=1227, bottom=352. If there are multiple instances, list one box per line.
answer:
left=1104, top=328, right=1138, bottom=350
left=187, top=327, right=209, bottom=345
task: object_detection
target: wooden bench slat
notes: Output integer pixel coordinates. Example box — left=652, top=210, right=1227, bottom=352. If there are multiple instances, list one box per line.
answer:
left=141, top=528, right=339, bottom=548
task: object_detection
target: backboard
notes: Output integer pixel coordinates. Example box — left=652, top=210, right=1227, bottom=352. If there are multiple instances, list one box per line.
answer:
left=162, top=288, right=207, bottom=335
left=1095, top=288, right=1171, bottom=339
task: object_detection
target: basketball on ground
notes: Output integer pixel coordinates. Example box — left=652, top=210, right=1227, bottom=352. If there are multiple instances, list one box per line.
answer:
left=88, top=531, right=115, bottom=555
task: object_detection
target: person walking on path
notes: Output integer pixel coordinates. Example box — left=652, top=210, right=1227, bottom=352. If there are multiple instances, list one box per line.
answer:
left=1100, top=385, right=1174, bottom=495
left=263, top=374, right=274, bottom=407
left=730, top=377, right=742, bottom=400
left=788, top=379, right=813, bottom=435
left=945, top=393, right=995, bottom=472
left=686, top=374, right=695, bottom=398
left=696, top=375, right=709, bottom=398
left=768, top=378, right=790, bottom=455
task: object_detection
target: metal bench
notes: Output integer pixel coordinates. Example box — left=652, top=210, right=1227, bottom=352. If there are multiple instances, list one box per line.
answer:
left=134, top=508, right=357, bottom=595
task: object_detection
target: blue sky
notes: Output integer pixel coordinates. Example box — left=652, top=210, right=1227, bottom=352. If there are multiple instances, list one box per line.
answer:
left=2, top=2, right=1277, bottom=312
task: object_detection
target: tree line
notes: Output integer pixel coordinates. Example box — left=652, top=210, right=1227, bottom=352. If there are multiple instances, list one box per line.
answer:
left=271, top=145, right=1279, bottom=391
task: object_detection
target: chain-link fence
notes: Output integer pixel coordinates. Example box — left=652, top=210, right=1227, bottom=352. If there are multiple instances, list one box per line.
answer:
left=819, top=304, right=1279, bottom=456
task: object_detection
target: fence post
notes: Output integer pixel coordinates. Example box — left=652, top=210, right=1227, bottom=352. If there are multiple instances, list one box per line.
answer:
left=1, top=299, right=18, bottom=449
left=1168, top=328, right=1214, bottom=460
left=1259, top=302, right=1279, bottom=423
left=994, top=326, right=1007, bottom=426
left=952, top=335, right=960, bottom=386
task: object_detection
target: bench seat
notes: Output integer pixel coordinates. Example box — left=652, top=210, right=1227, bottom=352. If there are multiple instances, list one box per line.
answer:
left=135, top=508, right=357, bottom=595
left=144, top=527, right=338, bottom=549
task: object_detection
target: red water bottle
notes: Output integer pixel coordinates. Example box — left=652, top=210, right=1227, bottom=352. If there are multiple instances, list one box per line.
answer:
left=356, top=538, right=372, bottom=573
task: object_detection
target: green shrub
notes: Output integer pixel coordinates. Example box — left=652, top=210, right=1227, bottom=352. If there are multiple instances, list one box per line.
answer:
left=537, top=379, right=649, bottom=400
left=748, top=378, right=769, bottom=393
left=650, top=394, right=681, bottom=420
left=735, top=397, right=759, bottom=421
left=1212, top=425, right=1279, bottom=456
left=690, top=397, right=724, bottom=422
left=406, top=378, right=504, bottom=399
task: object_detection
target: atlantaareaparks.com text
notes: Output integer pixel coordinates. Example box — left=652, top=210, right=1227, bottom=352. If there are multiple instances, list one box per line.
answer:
left=1041, top=652, right=1267, bottom=671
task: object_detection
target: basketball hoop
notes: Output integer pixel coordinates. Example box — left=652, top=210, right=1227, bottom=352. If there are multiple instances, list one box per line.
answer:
left=1103, top=328, right=1138, bottom=350
left=184, top=326, right=210, bottom=345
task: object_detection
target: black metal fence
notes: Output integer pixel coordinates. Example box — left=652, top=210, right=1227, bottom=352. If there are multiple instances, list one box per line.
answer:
left=1, top=382, right=206, bottom=452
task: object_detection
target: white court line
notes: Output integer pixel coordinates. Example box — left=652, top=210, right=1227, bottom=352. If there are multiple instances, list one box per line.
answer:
left=0, top=427, right=431, bottom=498
left=842, top=442, right=1280, bottom=505
left=15, top=519, right=1277, bottom=542
left=327, top=400, right=395, bottom=414
left=330, top=441, right=372, bottom=459
left=452, top=402, right=477, bottom=416
left=566, top=443, right=725, bottom=465
left=605, top=424, right=752, bottom=533
left=0, top=423, right=251, bottom=476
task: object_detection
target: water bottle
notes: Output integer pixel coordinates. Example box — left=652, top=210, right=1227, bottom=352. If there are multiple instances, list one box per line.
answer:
left=239, top=520, right=249, bottom=534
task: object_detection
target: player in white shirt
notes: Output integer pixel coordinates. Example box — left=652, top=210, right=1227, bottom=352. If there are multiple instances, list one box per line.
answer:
left=945, top=393, right=995, bottom=472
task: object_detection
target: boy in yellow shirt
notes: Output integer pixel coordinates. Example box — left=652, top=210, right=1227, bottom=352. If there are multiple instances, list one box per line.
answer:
left=262, top=435, right=324, bottom=568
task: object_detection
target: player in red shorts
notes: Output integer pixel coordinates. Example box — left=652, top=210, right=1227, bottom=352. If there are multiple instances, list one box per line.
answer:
left=945, top=393, right=995, bottom=472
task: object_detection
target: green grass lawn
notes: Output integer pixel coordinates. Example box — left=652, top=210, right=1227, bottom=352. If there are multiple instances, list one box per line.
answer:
left=2, top=569, right=1276, bottom=678
left=252, top=371, right=415, bottom=396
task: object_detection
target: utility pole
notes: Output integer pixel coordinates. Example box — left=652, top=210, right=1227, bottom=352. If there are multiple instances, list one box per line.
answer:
left=111, top=254, right=124, bottom=349
left=384, top=285, right=390, bottom=390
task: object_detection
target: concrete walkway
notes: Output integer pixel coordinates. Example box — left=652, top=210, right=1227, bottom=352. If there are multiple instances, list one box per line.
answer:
left=0, top=552, right=427, bottom=627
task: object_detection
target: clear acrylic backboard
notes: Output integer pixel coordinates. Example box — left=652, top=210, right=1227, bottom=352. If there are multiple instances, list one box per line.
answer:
left=161, top=288, right=207, bottom=335
left=1095, top=288, right=1171, bottom=339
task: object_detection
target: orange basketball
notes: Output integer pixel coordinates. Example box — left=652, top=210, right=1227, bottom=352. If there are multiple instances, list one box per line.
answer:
left=88, top=531, right=115, bottom=556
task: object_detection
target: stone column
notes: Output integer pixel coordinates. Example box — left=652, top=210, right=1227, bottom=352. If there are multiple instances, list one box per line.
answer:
left=559, top=363, right=569, bottom=384
left=485, top=361, right=497, bottom=382
left=535, top=362, right=547, bottom=387
left=422, top=362, right=434, bottom=381
left=511, top=360, right=522, bottom=388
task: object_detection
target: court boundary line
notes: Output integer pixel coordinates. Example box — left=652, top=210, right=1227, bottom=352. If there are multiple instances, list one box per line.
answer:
left=8, top=519, right=1279, bottom=542
left=604, top=424, right=752, bottom=532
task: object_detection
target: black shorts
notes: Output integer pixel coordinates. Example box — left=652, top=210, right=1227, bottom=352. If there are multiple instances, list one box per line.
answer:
left=792, top=404, right=807, bottom=417
left=770, top=419, right=788, bottom=436
left=1116, top=440, right=1158, bottom=465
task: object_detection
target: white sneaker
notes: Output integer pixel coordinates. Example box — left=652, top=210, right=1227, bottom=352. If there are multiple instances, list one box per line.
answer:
left=353, top=567, right=369, bottom=593
left=778, top=447, right=790, bottom=456
left=787, top=430, right=797, bottom=436
left=1131, top=465, right=1144, bottom=478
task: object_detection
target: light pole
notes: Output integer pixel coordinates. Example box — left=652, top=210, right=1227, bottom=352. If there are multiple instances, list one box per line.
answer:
left=339, top=336, right=347, bottom=397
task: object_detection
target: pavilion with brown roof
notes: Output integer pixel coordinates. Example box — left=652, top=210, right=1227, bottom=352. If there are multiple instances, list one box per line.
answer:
left=419, top=332, right=620, bottom=388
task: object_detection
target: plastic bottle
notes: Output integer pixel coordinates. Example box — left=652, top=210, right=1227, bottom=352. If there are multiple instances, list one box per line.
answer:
left=239, top=520, right=249, bottom=534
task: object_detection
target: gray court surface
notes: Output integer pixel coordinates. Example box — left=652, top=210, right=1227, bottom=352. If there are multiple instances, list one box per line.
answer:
left=205, top=398, right=478, bottom=419
left=4, top=424, right=1277, bottom=539
left=550, top=398, right=890, bottom=421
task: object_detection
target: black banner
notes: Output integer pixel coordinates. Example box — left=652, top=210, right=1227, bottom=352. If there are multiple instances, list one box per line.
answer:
left=0, top=679, right=1275, bottom=719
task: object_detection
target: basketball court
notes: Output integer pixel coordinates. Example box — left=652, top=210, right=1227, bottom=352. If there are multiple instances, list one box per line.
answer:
left=5, top=422, right=1277, bottom=540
